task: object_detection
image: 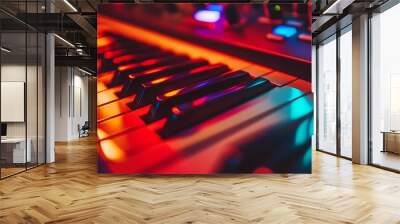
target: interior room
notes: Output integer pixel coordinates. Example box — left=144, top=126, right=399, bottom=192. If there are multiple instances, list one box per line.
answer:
left=54, top=66, right=94, bottom=141
left=314, top=0, right=400, bottom=172
left=0, top=0, right=400, bottom=223
left=0, top=8, right=46, bottom=178
left=0, top=0, right=96, bottom=179
left=370, top=3, right=400, bottom=171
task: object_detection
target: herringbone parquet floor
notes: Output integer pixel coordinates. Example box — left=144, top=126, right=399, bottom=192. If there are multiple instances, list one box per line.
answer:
left=1, top=136, right=400, bottom=224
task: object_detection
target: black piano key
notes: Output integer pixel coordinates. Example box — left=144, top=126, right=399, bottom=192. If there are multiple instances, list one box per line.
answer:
left=225, top=5, right=240, bottom=26
left=98, top=58, right=115, bottom=74
left=103, top=45, right=159, bottom=59
left=101, top=47, right=164, bottom=72
left=102, top=50, right=169, bottom=74
left=109, top=55, right=189, bottom=87
left=112, top=50, right=168, bottom=65
left=128, top=63, right=230, bottom=110
left=142, top=70, right=252, bottom=123
left=118, top=59, right=209, bottom=97
left=159, top=77, right=274, bottom=137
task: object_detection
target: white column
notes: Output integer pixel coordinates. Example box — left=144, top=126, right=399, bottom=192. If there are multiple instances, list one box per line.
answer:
left=46, top=1, right=56, bottom=163
left=352, top=14, right=369, bottom=164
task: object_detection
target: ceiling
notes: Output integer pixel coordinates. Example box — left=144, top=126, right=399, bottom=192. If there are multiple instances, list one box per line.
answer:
left=1, top=0, right=392, bottom=70
left=311, top=0, right=391, bottom=43
left=0, top=0, right=104, bottom=72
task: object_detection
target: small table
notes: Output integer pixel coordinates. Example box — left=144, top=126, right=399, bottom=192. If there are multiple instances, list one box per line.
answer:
left=382, top=131, right=400, bottom=154
left=1, top=138, right=32, bottom=164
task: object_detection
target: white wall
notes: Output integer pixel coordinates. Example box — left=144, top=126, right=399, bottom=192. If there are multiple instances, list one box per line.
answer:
left=0, top=64, right=38, bottom=138
left=1, top=63, right=46, bottom=163
left=72, top=73, right=89, bottom=137
left=54, top=67, right=89, bottom=141
left=55, top=66, right=70, bottom=141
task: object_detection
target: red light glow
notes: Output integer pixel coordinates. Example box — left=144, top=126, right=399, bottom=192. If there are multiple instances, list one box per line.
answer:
left=140, top=58, right=160, bottom=66
left=253, top=167, right=273, bottom=174
left=113, top=54, right=135, bottom=64
left=192, top=97, right=207, bottom=107
left=172, top=107, right=181, bottom=115
left=265, top=33, right=284, bottom=42
left=104, top=49, right=125, bottom=59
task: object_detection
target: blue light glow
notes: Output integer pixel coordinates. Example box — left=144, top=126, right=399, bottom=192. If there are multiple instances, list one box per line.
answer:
left=194, top=10, right=221, bottom=23
left=273, top=25, right=297, bottom=38
left=302, top=147, right=312, bottom=168
left=295, top=118, right=313, bottom=147
left=289, top=96, right=313, bottom=120
left=207, top=4, right=223, bottom=12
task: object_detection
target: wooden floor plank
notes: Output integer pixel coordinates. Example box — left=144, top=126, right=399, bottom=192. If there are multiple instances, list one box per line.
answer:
left=0, top=135, right=400, bottom=223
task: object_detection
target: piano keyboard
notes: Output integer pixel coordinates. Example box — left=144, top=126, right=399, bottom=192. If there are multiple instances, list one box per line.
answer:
left=97, top=15, right=313, bottom=174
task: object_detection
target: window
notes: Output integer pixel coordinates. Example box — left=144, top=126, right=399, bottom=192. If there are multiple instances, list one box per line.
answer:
left=370, top=3, right=400, bottom=171
left=339, top=28, right=352, bottom=158
left=317, top=36, right=337, bottom=154
left=0, top=1, right=46, bottom=179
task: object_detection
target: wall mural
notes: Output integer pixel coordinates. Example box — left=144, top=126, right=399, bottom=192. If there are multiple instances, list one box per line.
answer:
left=97, top=3, right=313, bottom=174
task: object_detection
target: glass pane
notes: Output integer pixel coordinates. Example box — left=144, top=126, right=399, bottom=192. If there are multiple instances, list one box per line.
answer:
left=1, top=30, right=27, bottom=177
left=371, top=5, right=400, bottom=171
left=27, top=31, right=38, bottom=169
left=339, top=29, right=352, bottom=158
left=38, top=32, right=45, bottom=165
left=317, top=37, right=337, bottom=154
left=0, top=1, right=46, bottom=178
left=27, top=0, right=38, bottom=168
